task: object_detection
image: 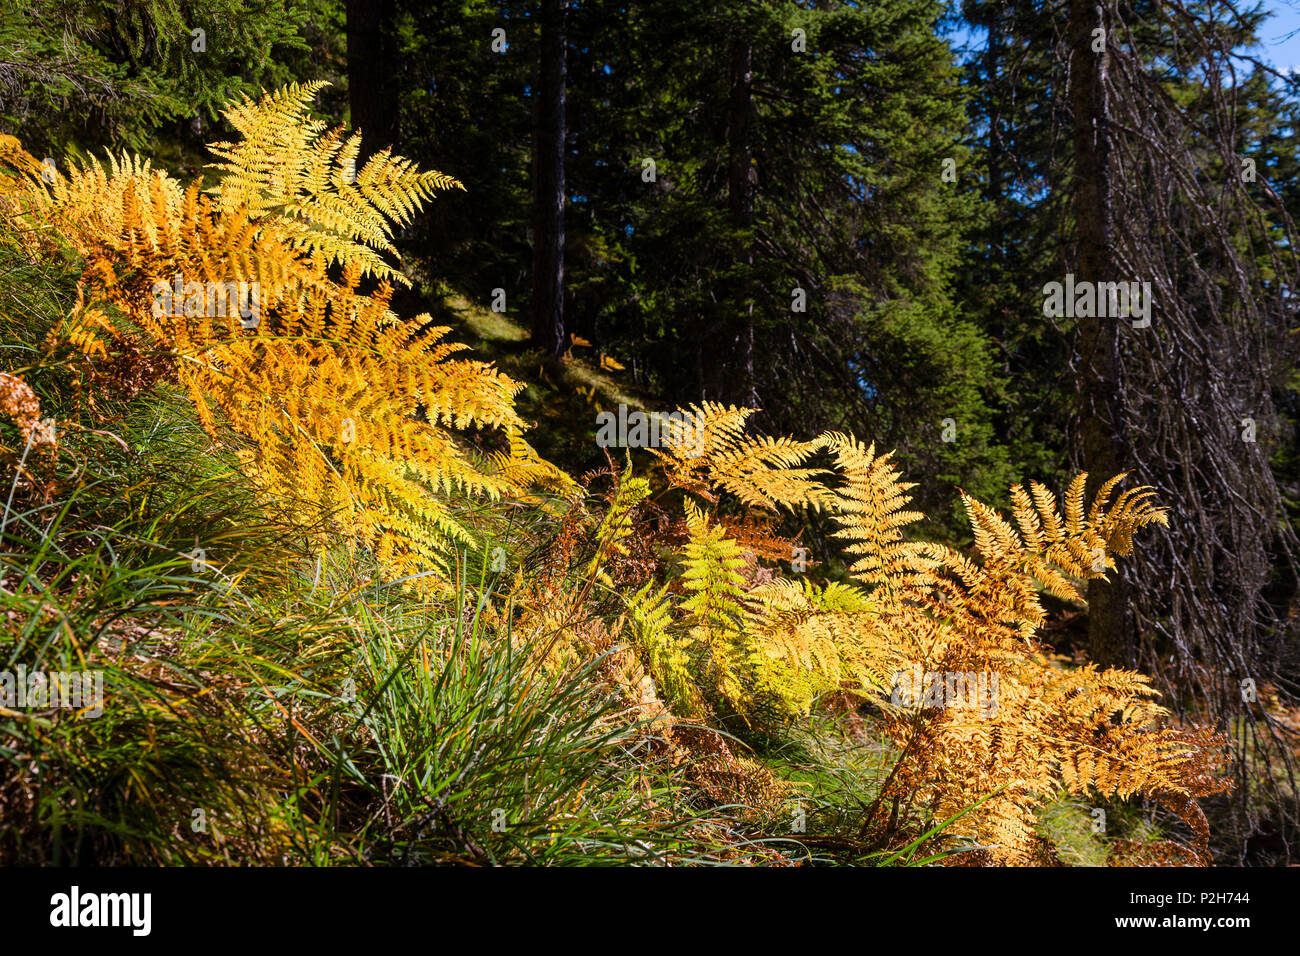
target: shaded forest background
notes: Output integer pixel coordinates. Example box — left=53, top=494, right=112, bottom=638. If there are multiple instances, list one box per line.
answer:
left=4, top=0, right=1300, bottom=863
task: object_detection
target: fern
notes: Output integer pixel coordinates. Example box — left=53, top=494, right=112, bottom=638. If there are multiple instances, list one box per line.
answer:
left=206, top=81, right=464, bottom=285
left=614, top=403, right=1227, bottom=861
left=679, top=500, right=752, bottom=711
left=0, top=86, right=1229, bottom=864
left=825, top=433, right=940, bottom=603
left=1, top=85, right=555, bottom=592
left=587, top=471, right=651, bottom=586
left=626, top=581, right=702, bottom=717
left=653, top=402, right=829, bottom=511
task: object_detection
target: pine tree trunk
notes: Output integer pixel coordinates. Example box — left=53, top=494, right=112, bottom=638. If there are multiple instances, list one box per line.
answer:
left=726, top=17, right=756, bottom=407
left=1069, top=0, right=1129, bottom=667
left=345, top=0, right=397, bottom=164
left=531, top=0, right=568, bottom=357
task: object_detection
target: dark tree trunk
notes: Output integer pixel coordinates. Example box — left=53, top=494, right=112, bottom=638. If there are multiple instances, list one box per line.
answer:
left=1069, top=0, right=1129, bottom=667
left=726, top=16, right=756, bottom=407
left=531, top=0, right=568, bottom=357
left=346, top=0, right=398, bottom=164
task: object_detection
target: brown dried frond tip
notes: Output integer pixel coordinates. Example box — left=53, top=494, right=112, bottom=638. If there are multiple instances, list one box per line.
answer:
left=0, top=372, right=50, bottom=447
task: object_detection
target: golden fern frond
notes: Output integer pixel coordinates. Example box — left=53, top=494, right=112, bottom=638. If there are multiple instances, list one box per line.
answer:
left=0, top=133, right=45, bottom=185
left=182, top=276, right=545, bottom=588
left=206, top=81, right=463, bottom=285
left=1030, top=480, right=1064, bottom=543
left=878, top=641, right=1228, bottom=863
left=1064, top=472, right=1088, bottom=536
left=824, top=432, right=938, bottom=603
left=679, top=500, right=751, bottom=710
left=491, top=425, right=575, bottom=495
left=4, top=111, right=553, bottom=595
left=713, top=513, right=800, bottom=564
left=742, top=577, right=900, bottom=717
left=709, top=433, right=830, bottom=511
left=587, top=473, right=650, bottom=585
left=626, top=582, right=703, bottom=716
left=680, top=501, right=750, bottom=626
left=744, top=579, right=842, bottom=706
left=1093, top=481, right=1169, bottom=556
left=929, top=474, right=1171, bottom=641
left=650, top=402, right=829, bottom=511
left=650, top=401, right=750, bottom=499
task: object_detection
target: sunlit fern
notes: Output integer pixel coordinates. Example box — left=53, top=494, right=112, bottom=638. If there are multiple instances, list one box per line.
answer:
left=607, top=403, right=1227, bottom=863
left=0, top=83, right=565, bottom=592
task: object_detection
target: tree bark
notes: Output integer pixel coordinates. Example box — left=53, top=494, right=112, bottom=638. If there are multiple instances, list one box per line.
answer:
left=726, top=12, right=756, bottom=407
left=346, top=0, right=398, bottom=164
left=1069, top=0, right=1129, bottom=666
left=531, top=0, right=568, bottom=357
